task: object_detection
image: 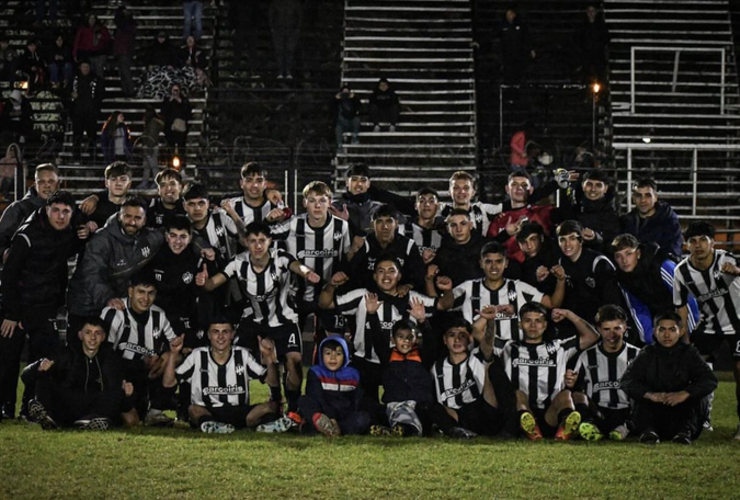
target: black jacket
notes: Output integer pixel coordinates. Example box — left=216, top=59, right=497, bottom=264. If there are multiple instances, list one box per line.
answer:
left=620, top=342, right=717, bottom=400
left=621, top=201, right=683, bottom=260
left=0, top=186, right=45, bottom=256
left=433, top=232, right=487, bottom=286
left=1, top=207, right=84, bottom=320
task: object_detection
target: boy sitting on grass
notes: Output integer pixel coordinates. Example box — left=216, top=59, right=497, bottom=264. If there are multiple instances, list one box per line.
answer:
left=296, top=336, right=371, bottom=437
left=620, top=312, right=717, bottom=445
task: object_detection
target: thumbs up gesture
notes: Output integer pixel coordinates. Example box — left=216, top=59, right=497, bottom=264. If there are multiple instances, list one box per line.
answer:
left=195, top=264, right=209, bottom=287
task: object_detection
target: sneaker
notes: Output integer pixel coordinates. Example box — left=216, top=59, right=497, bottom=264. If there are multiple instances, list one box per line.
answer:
left=314, top=413, right=339, bottom=437
left=370, top=424, right=392, bottom=436
left=28, top=399, right=57, bottom=430
left=75, top=418, right=111, bottom=431
left=1, top=402, right=14, bottom=420
left=351, top=136, right=360, bottom=145
left=391, top=424, right=406, bottom=437
left=672, top=432, right=692, bottom=445
left=609, top=424, right=629, bottom=441
left=449, top=426, right=477, bottom=439
left=285, top=74, right=293, bottom=80
left=277, top=74, right=284, bottom=80
left=703, top=419, right=714, bottom=432
left=519, top=411, right=543, bottom=441
left=555, top=411, right=581, bottom=441
left=639, top=430, right=660, bottom=444
left=389, top=125, right=396, bottom=132
left=144, top=410, right=174, bottom=427
left=256, top=415, right=299, bottom=433
left=373, top=124, right=380, bottom=132
left=200, top=420, right=235, bottom=434
left=578, top=421, right=603, bottom=442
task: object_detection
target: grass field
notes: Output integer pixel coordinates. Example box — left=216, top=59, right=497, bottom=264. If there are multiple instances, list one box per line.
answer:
left=2, top=377, right=740, bottom=500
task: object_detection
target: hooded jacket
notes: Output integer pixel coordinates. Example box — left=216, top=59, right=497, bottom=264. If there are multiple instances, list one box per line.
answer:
left=67, top=214, right=165, bottom=316
left=621, top=200, right=683, bottom=259
left=304, top=336, right=362, bottom=419
left=0, top=186, right=46, bottom=256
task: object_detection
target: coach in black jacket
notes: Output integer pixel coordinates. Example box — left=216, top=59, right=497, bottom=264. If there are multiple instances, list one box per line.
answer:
left=0, top=191, right=88, bottom=419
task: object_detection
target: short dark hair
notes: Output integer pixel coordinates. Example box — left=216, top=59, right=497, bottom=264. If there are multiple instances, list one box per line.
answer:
left=516, top=221, right=545, bottom=242
left=519, top=301, right=548, bottom=320
left=595, top=305, right=628, bottom=326
left=684, top=221, right=715, bottom=241
left=121, top=196, right=148, bottom=212
left=654, top=311, right=683, bottom=330
left=155, top=168, right=182, bottom=186
left=444, top=317, right=473, bottom=335
left=346, top=162, right=370, bottom=179
left=633, top=177, right=657, bottom=192
left=182, top=182, right=208, bottom=201
left=480, top=241, right=506, bottom=259
left=446, top=208, right=471, bottom=220
left=130, top=270, right=157, bottom=289
left=165, top=215, right=192, bottom=234
left=244, top=221, right=272, bottom=239
left=375, top=253, right=402, bottom=270
left=507, top=170, right=532, bottom=183
left=556, top=220, right=583, bottom=238
left=372, top=204, right=398, bottom=221
left=105, top=161, right=131, bottom=179
left=583, top=169, right=610, bottom=183
left=322, top=339, right=343, bottom=352
left=392, top=319, right=417, bottom=338
left=79, top=316, right=107, bottom=334
left=416, top=187, right=438, bottom=200
left=46, top=190, right=76, bottom=209
left=240, top=162, right=267, bottom=179
left=611, top=233, right=640, bottom=253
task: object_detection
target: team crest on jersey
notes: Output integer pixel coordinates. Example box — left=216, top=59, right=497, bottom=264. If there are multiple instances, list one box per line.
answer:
left=215, top=225, right=225, bottom=237
left=585, top=277, right=596, bottom=288
left=141, top=246, right=151, bottom=258
left=152, top=327, right=161, bottom=339
left=235, top=364, right=245, bottom=375
left=714, top=270, right=722, bottom=282
left=333, top=231, right=344, bottom=241
left=270, top=271, right=279, bottom=280
left=508, top=289, right=517, bottom=302
left=473, top=212, right=483, bottom=223
left=116, top=259, right=127, bottom=267
left=182, top=272, right=193, bottom=284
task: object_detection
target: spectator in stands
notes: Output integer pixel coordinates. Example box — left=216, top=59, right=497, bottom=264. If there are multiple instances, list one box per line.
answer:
left=230, top=1, right=263, bottom=80
left=0, top=144, right=19, bottom=200
left=183, top=0, right=204, bottom=41
left=181, top=36, right=210, bottom=89
left=620, top=177, right=683, bottom=260
left=71, top=60, right=105, bottom=164
left=113, top=5, right=137, bottom=98
left=499, top=6, right=535, bottom=85
left=100, top=111, right=133, bottom=165
left=509, top=121, right=534, bottom=171
left=269, top=0, right=302, bottom=80
left=575, top=5, right=609, bottom=84
left=17, top=39, right=46, bottom=95
left=0, top=163, right=59, bottom=261
left=35, top=0, right=58, bottom=26
left=47, top=34, right=74, bottom=89
left=0, top=89, right=34, bottom=148
left=161, top=83, right=192, bottom=162
left=0, top=37, right=19, bottom=84
left=146, top=31, right=180, bottom=70
left=334, top=84, right=361, bottom=153
left=140, top=105, right=165, bottom=188
left=369, top=77, right=400, bottom=132
left=73, top=13, right=111, bottom=80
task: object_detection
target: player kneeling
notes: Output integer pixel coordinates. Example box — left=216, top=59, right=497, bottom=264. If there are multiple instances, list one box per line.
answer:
left=163, top=319, right=280, bottom=434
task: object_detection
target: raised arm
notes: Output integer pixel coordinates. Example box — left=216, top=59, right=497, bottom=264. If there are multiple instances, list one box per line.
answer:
left=551, top=308, right=600, bottom=350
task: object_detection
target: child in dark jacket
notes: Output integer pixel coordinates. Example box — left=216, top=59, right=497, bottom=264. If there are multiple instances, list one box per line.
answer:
left=298, top=336, right=371, bottom=437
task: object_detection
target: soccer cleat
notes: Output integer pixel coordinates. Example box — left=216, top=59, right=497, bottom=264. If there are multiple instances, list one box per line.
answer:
left=144, top=410, right=174, bottom=427
left=519, top=411, right=543, bottom=441
left=555, top=411, right=582, bottom=441
left=449, top=426, right=478, bottom=439
left=370, top=424, right=392, bottom=437
left=27, top=399, right=57, bottom=430
left=672, top=432, right=692, bottom=445
left=313, top=413, right=340, bottom=437
left=256, top=415, right=299, bottom=433
left=578, top=421, right=603, bottom=442
left=75, top=418, right=111, bottom=431
left=639, top=430, right=660, bottom=444
left=200, top=420, right=235, bottom=434
left=609, top=424, right=629, bottom=441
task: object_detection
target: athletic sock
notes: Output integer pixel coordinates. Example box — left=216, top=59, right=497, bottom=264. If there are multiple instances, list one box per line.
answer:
left=285, top=389, right=300, bottom=413
left=557, top=408, right=573, bottom=425
left=197, top=415, right=214, bottom=427
left=269, top=385, right=282, bottom=403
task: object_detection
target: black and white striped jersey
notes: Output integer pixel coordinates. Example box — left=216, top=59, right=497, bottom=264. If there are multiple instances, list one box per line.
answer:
left=673, top=250, right=740, bottom=336
left=226, top=196, right=290, bottom=239
left=452, top=278, right=544, bottom=341
left=573, top=342, right=640, bottom=410
left=399, top=219, right=444, bottom=256
left=103, top=300, right=176, bottom=361
left=496, top=337, right=579, bottom=410
left=334, top=288, right=437, bottom=364
left=176, top=346, right=266, bottom=408
left=286, top=215, right=350, bottom=303
left=439, top=201, right=503, bottom=237
left=194, top=211, right=239, bottom=263
left=222, top=248, right=298, bottom=328
left=432, top=350, right=488, bottom=410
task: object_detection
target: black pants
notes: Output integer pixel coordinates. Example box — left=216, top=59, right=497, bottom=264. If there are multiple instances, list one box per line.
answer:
left=368, top=103, right=400, bottom=126
left=35, top=375, right=125, bottom=426
left=297, top=395, right=371, bottom=435
left=121, top=360, right=171, bottom=418
left=72, top=110, right=98, bottom=161
left=632, top=396, right=710, bottom=440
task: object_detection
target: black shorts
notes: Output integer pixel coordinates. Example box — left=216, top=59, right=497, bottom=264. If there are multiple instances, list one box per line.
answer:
left=691, top=331, right=740, bottom=360
left=235, top=321, right=303, bottom=361
left=456, top=398, right=505, bottom=437
left=199, top=404, right=257, bottom=429
left=592, top=406, right=631, bottom=433
left=530, top=407, right=559, bottom=437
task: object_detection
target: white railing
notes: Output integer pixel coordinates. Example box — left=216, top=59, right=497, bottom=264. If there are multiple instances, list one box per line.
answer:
left=630, top=46, right=727, bottom=114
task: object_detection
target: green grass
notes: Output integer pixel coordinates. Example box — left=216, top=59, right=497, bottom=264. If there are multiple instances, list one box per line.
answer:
left=2, top=378, right=740, bottom=500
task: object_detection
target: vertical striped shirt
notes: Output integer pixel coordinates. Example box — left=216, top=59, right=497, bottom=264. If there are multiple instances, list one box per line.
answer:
left=432, top=350, right=488, bottom=410
left=103, top=300, right=176, bottom=361
left=176, top=346, right=266, bottom=408
left=399, top=219, right=444, bottom=256
left=227, top=196, right=290, bottom=239
left=673, top=250, right=740, bottom=336
left=573, top=342, right=640, bottom=410
left=439, top=201, right=502, bottom=236
left=222, top=248, right=298, bottom=327
left=452, top=278, right=544, bottom=341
